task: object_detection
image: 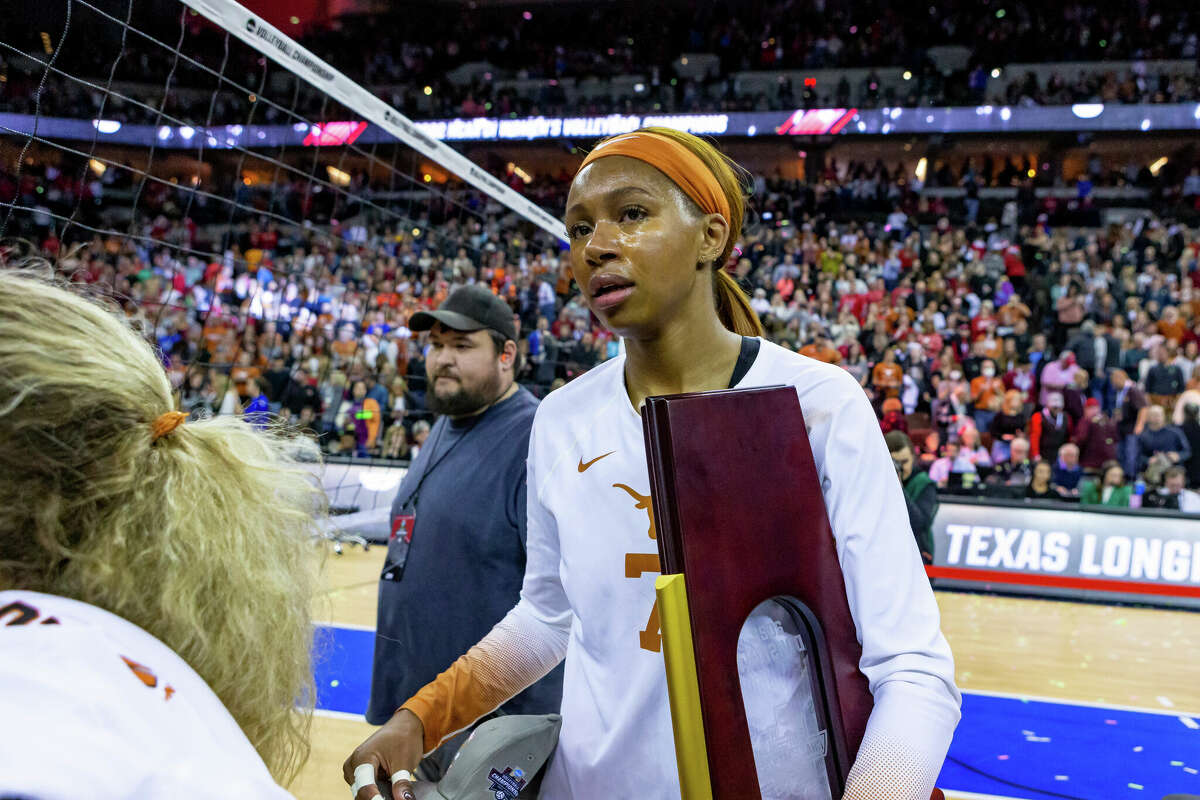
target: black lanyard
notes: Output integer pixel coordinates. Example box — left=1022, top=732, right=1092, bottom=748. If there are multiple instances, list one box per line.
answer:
left=395, top=415, right=479, bottom=513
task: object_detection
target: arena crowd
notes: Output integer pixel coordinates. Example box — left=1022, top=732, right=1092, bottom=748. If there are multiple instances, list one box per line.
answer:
left=4, top=149, right=1200, bottom=511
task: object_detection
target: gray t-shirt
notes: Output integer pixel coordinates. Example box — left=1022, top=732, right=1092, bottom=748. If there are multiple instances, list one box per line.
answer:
left=367, top=386, right=564, bottom=723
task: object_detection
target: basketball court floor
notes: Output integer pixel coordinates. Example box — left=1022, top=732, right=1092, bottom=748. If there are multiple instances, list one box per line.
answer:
left=294, top=543, right=1200, bottom=800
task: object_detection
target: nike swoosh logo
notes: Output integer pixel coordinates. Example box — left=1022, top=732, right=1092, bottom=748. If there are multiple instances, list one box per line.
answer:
left=578, top=451, right=616, bottom=473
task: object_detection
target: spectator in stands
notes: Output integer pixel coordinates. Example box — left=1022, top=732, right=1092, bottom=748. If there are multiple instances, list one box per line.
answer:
left=1003, top=357, right=1037, bottom=407
left=262, top=356, right=291, bottom=403
left=365, top=374, right=390, bottom=409
left=880, top=397, right=907, bottom=434
left=1175, top=376, right=1200, bottom=425
left=871, top=347, right=904, bottom=400
left=1039, top=351, right=1079, bottom=406
left=933, top=373, right=967, bottom=437
left=242, top=378, right=270, bottom=430
left=1064, top=368, right=1092, bottom=423
left=1029, top=392, right=1072, bottom=461
left=970, top=358, right=1005, bottom=433
left=1157, top=307, right=1188, bottom=346
left=840, top=340, right=869, bottom=387
left=1026, top=460, right=1065, bottom=501
left=1146, top=344, right=1186, bottom=409
left=799, top=332, right=842, bottom=364
left=217, top=383, right=241, bottom=417
left=1180, top=403, right=1200, bottom=489
left=386, top=377, right=410, bottom=427
left=1136, top=405, right=1191, bottom=481
left=280, top=366, right=321, bottom=419
left=1051, top=443, right=1084, bottom=495
left=346, top=380, right=382, bottom=458
left=319, top=372, right=348, bottom=442
left=958, top=425, right=992, bottom=469
left=1184, top=168, right=1200, bottom=203
left=988, top=389, right=1028, bottom=464
left=180, top=370, right=216, bottom=418
left=1079, top=460, right=1132, bottom=507
left=918, top=430, right=942, bottom=471
left=1054, top=285, right=1087, bottom=350
left=928, top=441, right=976, bottom=490
left=1143, top=466, right=1199, bottom=511
left=886, top=431, right=937, bottom=564
left=409, top=419, right=431, bottom=458
left=229, top=351, right=261, bottom=401
left=1111, top=368, right=1149, bottom=477
left=988, top=436, right=1033, bottom=488
left=1072, top=398, right=1119, bottom=473
left=1119, top=333, right=1150, bottom=376
left=1067, top=320, right=1119, bottom=398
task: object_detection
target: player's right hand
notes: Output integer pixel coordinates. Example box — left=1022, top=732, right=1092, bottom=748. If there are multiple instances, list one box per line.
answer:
left=343, top=708, right=425, bottom=800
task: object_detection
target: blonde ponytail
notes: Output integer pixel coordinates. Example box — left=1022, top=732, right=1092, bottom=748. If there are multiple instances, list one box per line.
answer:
left=0, top=266, right=323, bottom=784
left=713, top=268, right=764, bottom=337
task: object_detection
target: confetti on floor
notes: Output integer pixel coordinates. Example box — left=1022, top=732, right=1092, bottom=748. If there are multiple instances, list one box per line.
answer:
left=933, top=692, right=1200, bottom=799
left=1157, top=695, right=1176, bottom=708
left=312, top=624, right=1200, bottom=800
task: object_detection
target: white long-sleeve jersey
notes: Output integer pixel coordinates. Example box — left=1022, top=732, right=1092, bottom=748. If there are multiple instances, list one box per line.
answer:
left=0, top=591, right=292, bottom=800
left=404, top=339, right=960, bottom=799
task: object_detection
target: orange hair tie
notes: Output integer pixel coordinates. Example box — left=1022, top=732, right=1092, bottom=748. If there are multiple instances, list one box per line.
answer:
left=577, top=131, right=731, bottom=223
left=151, top=411, right=188, bottom=442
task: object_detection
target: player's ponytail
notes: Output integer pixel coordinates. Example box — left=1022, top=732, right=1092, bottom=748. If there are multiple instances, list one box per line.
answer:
left=0, top=264, right=323, bottom=783
left=713, top=267, right=764, bottom=337
left=634, top=127, right=764, bottom=337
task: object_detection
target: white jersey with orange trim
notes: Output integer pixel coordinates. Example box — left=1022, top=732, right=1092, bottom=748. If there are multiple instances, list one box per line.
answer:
left=0, top=591, right=292, bottom=800
left=510, top=338, right=960, bottom=799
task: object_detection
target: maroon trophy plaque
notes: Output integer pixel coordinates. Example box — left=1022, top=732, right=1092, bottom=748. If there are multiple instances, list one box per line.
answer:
left=642, top=385, right=872, bottom=799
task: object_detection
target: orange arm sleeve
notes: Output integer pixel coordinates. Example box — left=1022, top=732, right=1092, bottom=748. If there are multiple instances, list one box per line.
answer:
left=400, top=608, right=568, bottom=753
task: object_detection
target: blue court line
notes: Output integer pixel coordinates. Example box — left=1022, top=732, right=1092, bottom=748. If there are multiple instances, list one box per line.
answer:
left=313, top=624, right=1200, bottom=799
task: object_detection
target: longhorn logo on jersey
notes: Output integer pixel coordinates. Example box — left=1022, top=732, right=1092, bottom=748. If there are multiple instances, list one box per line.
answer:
left=613, top=482, right=662, bottom=652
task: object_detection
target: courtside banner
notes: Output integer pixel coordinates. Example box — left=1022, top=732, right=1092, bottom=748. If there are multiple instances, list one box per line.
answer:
left=928, top=498, right=1200, bottom=610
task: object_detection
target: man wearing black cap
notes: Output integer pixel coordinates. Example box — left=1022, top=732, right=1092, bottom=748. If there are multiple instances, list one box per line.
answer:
left=366, top=285, right=563, bottom=779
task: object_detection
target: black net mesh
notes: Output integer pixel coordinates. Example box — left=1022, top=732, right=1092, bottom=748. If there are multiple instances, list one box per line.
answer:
left=1, top=0, right=568, bottom=526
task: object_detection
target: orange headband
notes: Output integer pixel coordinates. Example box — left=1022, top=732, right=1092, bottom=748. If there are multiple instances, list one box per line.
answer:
left=151, top=411, right=187, bottom=442
left=577, top=131, right=731, bottom=224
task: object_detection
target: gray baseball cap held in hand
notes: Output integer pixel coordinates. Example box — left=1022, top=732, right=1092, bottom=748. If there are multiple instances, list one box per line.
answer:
left=413, top=714, right=561, bottom=800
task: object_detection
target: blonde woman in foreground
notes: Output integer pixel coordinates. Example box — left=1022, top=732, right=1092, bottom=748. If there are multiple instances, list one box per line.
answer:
left=0, top=266, right=325, bottom=799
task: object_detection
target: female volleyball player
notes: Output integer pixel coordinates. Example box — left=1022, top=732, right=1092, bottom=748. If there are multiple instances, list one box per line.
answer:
left=346, top=129, right=959, bottom=800
left=0, top=267, right=323, bottom=796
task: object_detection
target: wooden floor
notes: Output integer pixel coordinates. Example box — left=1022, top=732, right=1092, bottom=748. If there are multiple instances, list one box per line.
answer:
left=291, top=543, right=1200, bottom=800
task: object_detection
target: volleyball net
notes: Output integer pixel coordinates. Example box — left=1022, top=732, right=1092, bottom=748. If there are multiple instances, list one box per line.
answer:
left=1, top=0, right=567, bottom=501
